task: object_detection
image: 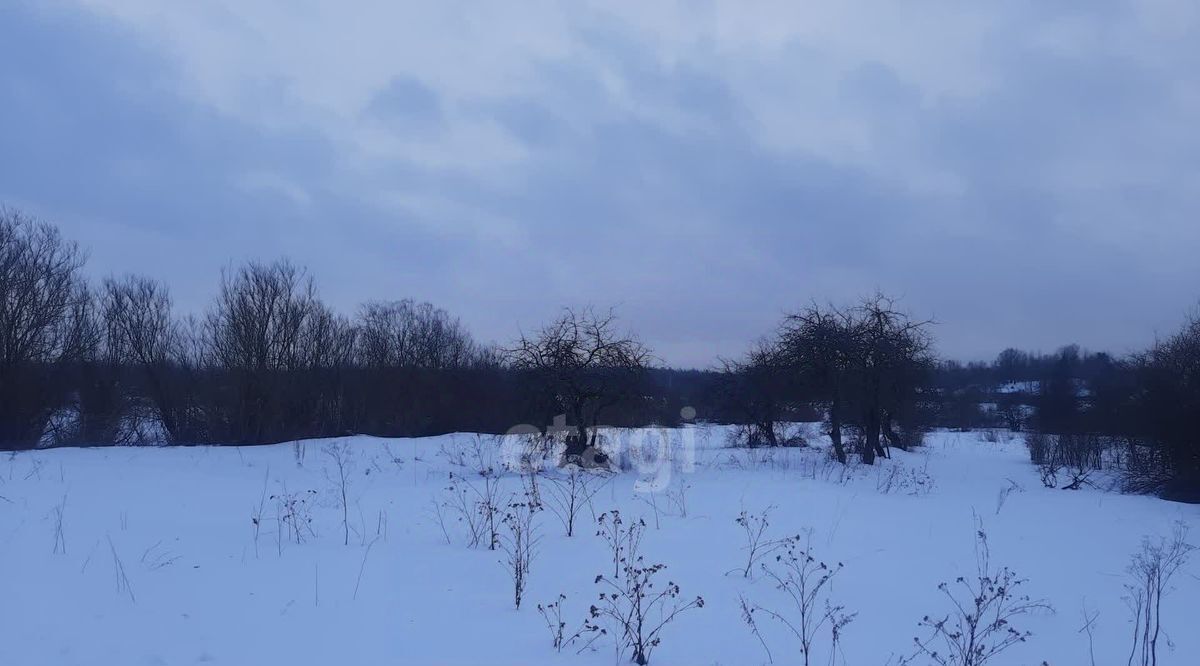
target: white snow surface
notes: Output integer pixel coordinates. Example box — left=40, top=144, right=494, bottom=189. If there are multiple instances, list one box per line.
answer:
left=1, top=427, right=1197, bottom=665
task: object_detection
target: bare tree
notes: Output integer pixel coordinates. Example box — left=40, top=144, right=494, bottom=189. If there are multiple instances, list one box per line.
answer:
left=0, top=209, right=96, bottom=449
left=779, top=295, right=933, bottom=465
left=507, top=307, right=652, bottom=465
left=356, top=299, right=477, bottom=370
left=202, top=260, right=353, bottom=443
left=206, top=260, right=320, bottom=373
left=100, top=275, right=195, bottom=441
left=778, top=304, right=859, bottom=463
left=349, top=299, right=488, bottom=436
left=718, top=338, right=790, bottom=448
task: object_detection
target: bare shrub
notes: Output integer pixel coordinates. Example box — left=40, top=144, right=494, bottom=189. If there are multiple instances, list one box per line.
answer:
left=596, top=510, right=644, bottom=579
left=538, top=594, right=570, bottom=651
left=1039, top=458, right=1060, bottom=489
left=739, top=535, right=855, bottom=666
left=323, top=441, right=355, bottom=545
left=586, top=512, right=704, bottom=665
left=1028, top=433, right=1104, bottom=490
left=439, top=472, right=502, bottom=550
left=1124, top=521, right=1194, bottom=666
left=537, top=594, right=604, bottom=654
left=437, top=437, right=504, bottom=549
left=876, top=460, right=936, bottom=496
left=634, top=487, right=663, bottom=530
left=729, top=506, right=789, bottom=579
left=1061, top=467, right=1093, bottom=491
left=1079, top=603, right=1099, bottom=666
left=498, top=494, right=541, bottom=610
left=903, top=524, right=1052, bottom=666
left=107, top=535, right=135, bottom=602
left=542, top=466, right=607, bottom=537
left=51, top=494, right=67, bottom=555
left=1025, top=432, right=1051, bottom=466
left=994, top=479, right=1024, bottom=515
left=250, top=467, right=269, bottom=558
left=663, top=479, right=691, bottom=518
left=274, top=485, right=318, bottom=546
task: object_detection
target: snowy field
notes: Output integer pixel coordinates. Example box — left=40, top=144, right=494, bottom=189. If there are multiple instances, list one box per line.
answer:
left=1, top=427, right=1197, bottom=666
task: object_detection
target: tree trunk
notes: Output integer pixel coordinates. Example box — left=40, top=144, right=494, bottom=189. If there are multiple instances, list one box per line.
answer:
left=862, top=407, right=884, bottom=465
left=883, top=411, right=906, bottom=451
left=862, top=374, right=888, bottom=464
left=562, top=406, right=589, bottom=460
left=829, top=394, right=847, bottom=463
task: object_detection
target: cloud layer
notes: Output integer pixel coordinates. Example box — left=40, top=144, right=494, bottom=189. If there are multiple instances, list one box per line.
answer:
left=2, top=1, right=1198, bottom=365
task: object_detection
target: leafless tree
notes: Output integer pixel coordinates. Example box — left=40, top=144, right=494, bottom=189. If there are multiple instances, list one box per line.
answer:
left=718, top=338, right=791, bottom=448
left=507, top=307, right=652, bottom=465
left=851, top=293, right=935, bottom=463
left=778, top=304, right=859, bottom=463
left=202, top=260, right=353, bottom=443
left=0, top=209, right=96, bottom=449
left=99, top=275, right=198, bottom=441
left=356, top=299, right=477, bottom=370
left=779, top=294, right=933, bottom=464
left=348, top=298, right=492, bottom=436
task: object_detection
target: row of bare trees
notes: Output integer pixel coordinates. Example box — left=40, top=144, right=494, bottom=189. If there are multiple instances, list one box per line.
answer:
left=0, top=209, right=511, bottom=449
left=0, top=208, right=678, bottom=451
left=5, top=206, right=1196, bottom=497
left=0, top=208, right=937, bottom=454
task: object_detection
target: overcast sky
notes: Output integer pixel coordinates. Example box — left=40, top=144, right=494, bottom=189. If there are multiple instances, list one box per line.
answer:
left=3, top=1, right=1198, bottom=367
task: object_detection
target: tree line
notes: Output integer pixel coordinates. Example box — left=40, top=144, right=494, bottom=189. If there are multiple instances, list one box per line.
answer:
left=0, top=207, right=1196, bottom=499
left=0, top=208, right=709, bottom=451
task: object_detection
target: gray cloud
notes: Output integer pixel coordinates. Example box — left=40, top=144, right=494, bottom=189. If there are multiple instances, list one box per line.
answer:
left=2, top=1, right=1198, bottom=366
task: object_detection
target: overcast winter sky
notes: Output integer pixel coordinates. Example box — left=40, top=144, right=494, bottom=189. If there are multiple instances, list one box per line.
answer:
left=2, top=1, right=1198, bottom=366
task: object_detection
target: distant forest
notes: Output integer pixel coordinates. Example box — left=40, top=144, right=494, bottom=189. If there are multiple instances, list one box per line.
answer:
left=2, top=208, right=1197, bottom=500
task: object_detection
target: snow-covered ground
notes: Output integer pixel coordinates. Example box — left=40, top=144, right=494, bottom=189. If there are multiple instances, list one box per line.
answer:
left=1, top=427, right=1196, bottom=665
